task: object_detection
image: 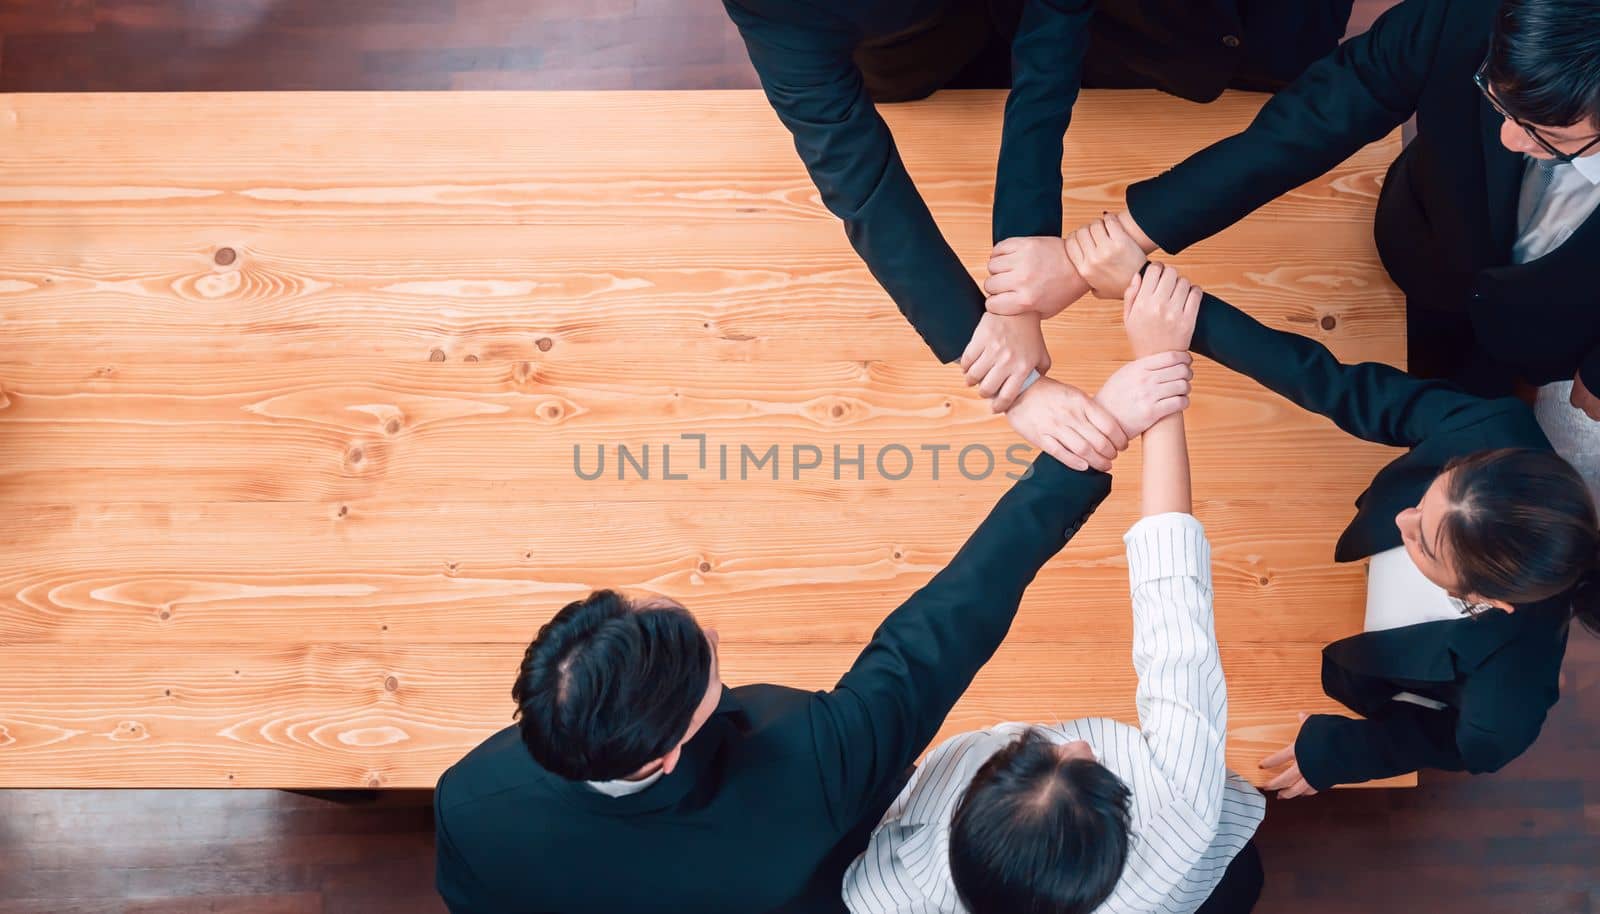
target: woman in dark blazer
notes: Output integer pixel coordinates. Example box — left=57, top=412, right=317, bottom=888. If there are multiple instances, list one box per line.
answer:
left=1115, top=262, right=1600, bottom=794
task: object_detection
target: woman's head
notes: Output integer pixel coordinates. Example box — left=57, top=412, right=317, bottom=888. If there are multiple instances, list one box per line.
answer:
left=1394, top=448, right=1599, bottom=632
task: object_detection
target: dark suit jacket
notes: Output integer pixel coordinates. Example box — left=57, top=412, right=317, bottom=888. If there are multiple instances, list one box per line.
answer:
left=1192, top=291, right=1571, bottom=789
left=723, top=0, right=1348, bottom=364
left=1127, top=0, right=1600, bottom=394
left=432, top=457, right=1111, bottom=913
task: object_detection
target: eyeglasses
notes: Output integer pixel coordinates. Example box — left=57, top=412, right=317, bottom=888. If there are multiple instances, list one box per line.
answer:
left=1476, top=58, right=1600, bottom=162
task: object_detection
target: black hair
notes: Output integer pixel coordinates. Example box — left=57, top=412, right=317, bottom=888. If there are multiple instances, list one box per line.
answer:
left=1440, top=448, right=1600, bottom=636
left=948, top=728, right=1133, bottom=914
left=512, top=589, right=712, bottom=781
left=1486, top=0, right=1600, bottom=129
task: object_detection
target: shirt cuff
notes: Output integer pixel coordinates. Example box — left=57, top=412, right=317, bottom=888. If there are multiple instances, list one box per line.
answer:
left=1018, top=369, right=1041, bottom=394
left=1124, top=512, right=1211, bottom=590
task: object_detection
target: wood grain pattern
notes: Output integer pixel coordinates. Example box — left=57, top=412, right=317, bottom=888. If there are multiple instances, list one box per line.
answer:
left=0, top=90, right=1410, bottom=788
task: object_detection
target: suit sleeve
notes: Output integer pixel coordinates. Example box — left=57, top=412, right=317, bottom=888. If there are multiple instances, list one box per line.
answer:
left=724, top=1, right=986, bottom=362
left=1124, top=0, right=1446, bottom=253
left=1190, top=290, right=1490, bottom=448
left=1295, top=646, right=1558, bottom=788
left=991, top=0, right=1094, bottom=241
left=1578, top=343, right=1600, bottom=398
left=809, top=456, right=1112, bottom=830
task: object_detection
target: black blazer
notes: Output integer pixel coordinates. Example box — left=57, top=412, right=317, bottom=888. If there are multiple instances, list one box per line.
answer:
left=432, top=457, right=1111, bottom=913
left=1192, top=291, right=1571, bottom=790
left=1126, top=0, right=1600, bottom=394
left=723, top=0, right=1348, bottom=364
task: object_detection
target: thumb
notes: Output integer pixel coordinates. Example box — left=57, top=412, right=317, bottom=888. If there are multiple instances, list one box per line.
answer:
left=1123, top=273, right=1140, bottom=321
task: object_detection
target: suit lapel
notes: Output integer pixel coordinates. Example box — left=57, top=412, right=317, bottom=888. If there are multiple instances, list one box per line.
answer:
left=1479, top=95, right=1525, bottom=264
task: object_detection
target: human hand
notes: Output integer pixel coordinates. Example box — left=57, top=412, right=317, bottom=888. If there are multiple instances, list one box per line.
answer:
left=1571, top=372, right=1600, bottom=420
left=960, top=312, right=1051, bottom=412
left=1260, top=712, right=1322, bottom=799
left=1065, top=214, right=1148, bottom=300
left=1123, top=262, right=1202, bottom=358
left=1095, top=351, right=1193, bottom=439
left=985, top=237, right=1092, bottom=318
left=1005, top=376, right=1130, bottom=473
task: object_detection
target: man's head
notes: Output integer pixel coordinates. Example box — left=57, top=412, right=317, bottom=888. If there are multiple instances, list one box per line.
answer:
left=513, top=589, right=723, bottom=782
left=948, top=729, right=1132, bottom=914
left=1483, top=0, right=1600, bottom=160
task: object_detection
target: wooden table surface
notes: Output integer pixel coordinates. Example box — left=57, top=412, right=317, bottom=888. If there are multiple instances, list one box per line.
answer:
left=0, top=89, right=1410, bottom=788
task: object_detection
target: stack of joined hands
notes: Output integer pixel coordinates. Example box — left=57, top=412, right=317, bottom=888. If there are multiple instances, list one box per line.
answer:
left=964, top=212, right=1198, bottom=472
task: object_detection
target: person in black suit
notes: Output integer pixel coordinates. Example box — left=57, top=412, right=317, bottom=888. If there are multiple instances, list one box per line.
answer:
left=430, top=351, right=1195, bottom=914
left=986, top=0, right=1600, bottom=409
left=720, top=0, right=1351, bottom=471
left=1072, top=241, right=1600, bottom=794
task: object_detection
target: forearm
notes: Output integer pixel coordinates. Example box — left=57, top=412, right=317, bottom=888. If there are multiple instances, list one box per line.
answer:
left=1192, top=291, right=1475, bottom=447
left=727, top=6, right=985, bottom=361
left=992, top=0, right=1093, bottom=241
left=1140, top=413, right=1190, bottom=516
left=1126, top=513, right=1224, bottom=820
left=1122, top=0, right=1434, bottom=254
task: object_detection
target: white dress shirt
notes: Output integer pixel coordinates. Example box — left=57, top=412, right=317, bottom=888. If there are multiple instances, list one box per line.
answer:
left=1363, top=546, right=1468, bottom=633
left=585, top=769, right=663, bottom=797
left=842, top=513, right=1264, bottom=914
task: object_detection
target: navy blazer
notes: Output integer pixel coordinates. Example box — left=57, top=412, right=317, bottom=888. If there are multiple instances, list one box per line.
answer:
left=1192, top=291, right=1571, bottom=789
left=433, top=457, right=1111, bottom=913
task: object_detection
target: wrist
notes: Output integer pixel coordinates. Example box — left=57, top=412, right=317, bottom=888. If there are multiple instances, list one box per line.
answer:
left=1116, top=210, right=1158, bottom=255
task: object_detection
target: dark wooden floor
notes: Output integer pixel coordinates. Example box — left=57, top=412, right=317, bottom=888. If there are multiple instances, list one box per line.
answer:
left=2, top=1, right=1595, bottom=912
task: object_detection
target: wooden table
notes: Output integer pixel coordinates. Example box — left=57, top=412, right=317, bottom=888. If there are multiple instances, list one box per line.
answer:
left=0, top=90, right=1411, bottom=788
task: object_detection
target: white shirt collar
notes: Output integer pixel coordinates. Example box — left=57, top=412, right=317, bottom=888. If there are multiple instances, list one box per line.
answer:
left=585, top=768, right=664, bottom=797
left=1572, top=149, right=1600, bottom=185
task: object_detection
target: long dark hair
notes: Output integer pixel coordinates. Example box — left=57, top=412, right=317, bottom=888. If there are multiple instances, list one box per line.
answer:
left=1441, top=449, right=1600, bottom=636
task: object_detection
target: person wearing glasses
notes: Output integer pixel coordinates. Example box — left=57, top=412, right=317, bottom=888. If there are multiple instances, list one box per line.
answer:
left=981, top=0, right=1600, bottom=494
left=1062, top=232, right=1600, bottom=807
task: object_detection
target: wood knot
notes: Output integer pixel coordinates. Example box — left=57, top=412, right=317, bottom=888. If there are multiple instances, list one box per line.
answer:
left=348, top=447, right=365, bottom=464
left=523, top=551, right=533, bottom=560
left=1258, top=575, right=1270, bottom=586
left=535, top=337, right=554, bottom=352
left=698, top=561, right=712, bottom=573
left=1320, top=315, right=1337, bottom=331
left=384, top=676, right=399, bottom=692
left=158, top=609, right=171, bottom=621
left=384, top=418, right=401, bottom=435
left=542, top=404, right=563, bottom=420
left=893, top=551, right=904, bottom=561
left=366, top=776, right=383, bottom=788
left=380, top=623, right=389, bottom=632
left=513, top=361, right=534, bottom=383
left=213, top=247, right=237, bottom=266
left=445, top=561, right=459, bottom=576
left=164, top=689, right=173, bottom=698
left=337, top=505, right=349, bottom=518
left=428, top=348, right=447, bottom=362
left=830, top=404, right=846, bottom=418
left=464, top=354, right=479, bottom=363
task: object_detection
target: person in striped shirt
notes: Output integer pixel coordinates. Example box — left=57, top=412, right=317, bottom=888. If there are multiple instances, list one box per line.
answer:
left=841, top=263, right=1266, bottom=914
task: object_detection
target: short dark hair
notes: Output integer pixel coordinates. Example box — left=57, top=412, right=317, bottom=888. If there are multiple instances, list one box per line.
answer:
left=1441, top=449, right=1600, bottom=636
left=1486, top=0, right=1600, bottom=128
left=512, top=589, right=712, bottom=781
left=949, top=728, right=1133, bottom=914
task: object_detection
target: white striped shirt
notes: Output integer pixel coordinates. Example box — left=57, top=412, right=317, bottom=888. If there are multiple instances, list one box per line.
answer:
left=842, top=513, right=1265, bottom=914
